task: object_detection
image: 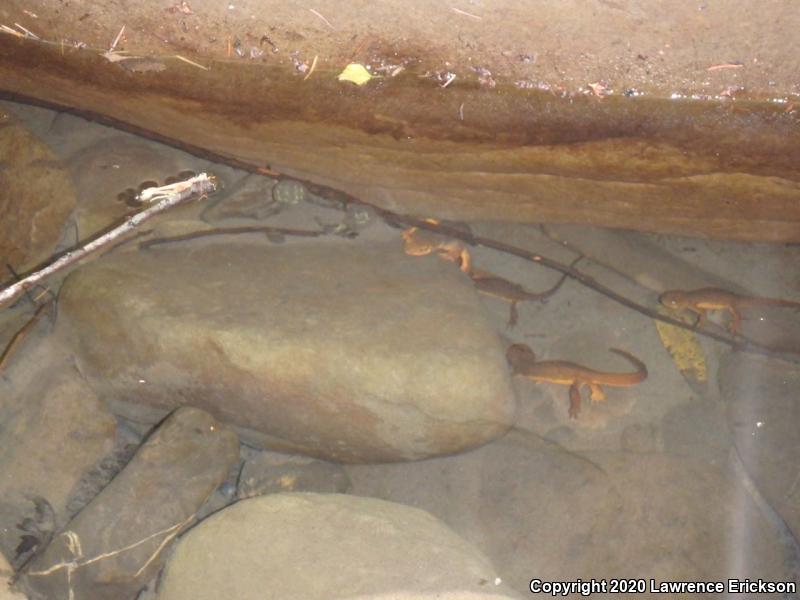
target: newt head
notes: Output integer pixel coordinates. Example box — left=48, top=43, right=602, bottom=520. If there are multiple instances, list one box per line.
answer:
left=400, top=223, right=443, bottom=256
left=659, top=290, right=688, bottom=310
left=659, top=287, right=800, bottom=334
left=505, top=343, right=536, bottom=375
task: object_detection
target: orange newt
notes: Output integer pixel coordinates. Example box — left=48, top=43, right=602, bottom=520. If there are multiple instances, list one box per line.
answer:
left=401, top=220, right=472, bottom=273
left=470, top=268, right=569, bottom=328
left=506, top=343, right=648, bottom=418
left=659, top=287, right=800, bottom=334
left=402, top=224, right=575, bottom=327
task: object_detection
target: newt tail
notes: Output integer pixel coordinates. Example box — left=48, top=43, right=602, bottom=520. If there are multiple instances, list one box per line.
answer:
left=506, top=343, right=648, bottom=418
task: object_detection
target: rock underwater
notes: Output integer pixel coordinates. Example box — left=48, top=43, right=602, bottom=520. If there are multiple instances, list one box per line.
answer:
left=157, top=493, right=520, bottom=600
left=55, top=239, right=516, bottom=462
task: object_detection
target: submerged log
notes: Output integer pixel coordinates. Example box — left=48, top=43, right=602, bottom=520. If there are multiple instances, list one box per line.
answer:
left=0, top=0, right=799, bottom=242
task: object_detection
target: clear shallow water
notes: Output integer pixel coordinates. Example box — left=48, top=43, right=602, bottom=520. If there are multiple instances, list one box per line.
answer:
left=1, top=99, right=799, bottom=599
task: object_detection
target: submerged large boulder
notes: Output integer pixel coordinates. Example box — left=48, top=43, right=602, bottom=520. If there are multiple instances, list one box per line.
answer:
left=157, top=493, right=519, bottom=600
left=56, top=239, right=516, bottom=462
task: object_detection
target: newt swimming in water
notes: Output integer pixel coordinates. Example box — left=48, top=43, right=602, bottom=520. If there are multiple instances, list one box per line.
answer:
left=659, top=287, right=800, bottom=334
left=506, top=343, right=648, bottom=418
left=470, top=268, right=570, bottom=328
left=401, top=219, right=472, bottom=273
left=402, top=222, right=576, bottom=327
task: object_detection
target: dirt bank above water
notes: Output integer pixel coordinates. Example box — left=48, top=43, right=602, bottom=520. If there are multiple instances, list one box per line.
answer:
left=1, top=0, right=799, bottom=241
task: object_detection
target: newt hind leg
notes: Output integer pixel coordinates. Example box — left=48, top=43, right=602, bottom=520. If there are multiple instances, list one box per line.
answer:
left=438, top=243, right=472, bottom=274
left=568, top=383, right=583, bottom=418
left=506, top=301, right=519, bottom=330
left=725, top=307, right=742, bottom=334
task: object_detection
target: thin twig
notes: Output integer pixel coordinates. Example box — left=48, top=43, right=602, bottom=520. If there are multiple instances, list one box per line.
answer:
left=523, top=255, right=581, bottom=300
left=451, top=7, right=482, bottom=20
left=707, top=63, right=743, bottom=71
left=5, top=263, right=38, bottom=307
left=26, top=514, right=195, bottom=578
left=0, top=24, right=24, bottom=38
left=139, top=225, right=323, bottom=249
left=308, top=8, right=334, bottom=30
left=109, top=24, right=125, bottom=52
left=13, top=23, right=40, bottom=39
left=0, top=174, right=216, bottom=309
left=303, top=54, right=318, bottom=81
left=0, top=298, right=54, bottom=375
left=174, top=54, right=209, bottom=70
left=441, top=73, right=456, bottom=88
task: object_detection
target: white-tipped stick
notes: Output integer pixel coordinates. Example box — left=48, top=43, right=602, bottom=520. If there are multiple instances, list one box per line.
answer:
left=110, top=24, right=125, bottom=51
left=0, top=173, right=216, bottom=309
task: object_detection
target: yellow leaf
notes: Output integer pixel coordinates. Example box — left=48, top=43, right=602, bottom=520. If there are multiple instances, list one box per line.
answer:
left=337, top=63, right=373, bottom=86
left=654, top=307, right=707, bottom=383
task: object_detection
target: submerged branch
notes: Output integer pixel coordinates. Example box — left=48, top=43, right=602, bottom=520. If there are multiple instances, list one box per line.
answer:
left=138, top=225, right=323, bottom=250
left=370, top=214, right=745, bottom=342
left=0, top=174, right=217, bottom=309
left=373, top=214, right=800, bottom=360
left=0, top=298, right=54, bottom=375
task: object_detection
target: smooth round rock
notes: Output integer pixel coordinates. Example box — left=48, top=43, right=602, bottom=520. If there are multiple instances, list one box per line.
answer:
left=157, top=493, right=519, bottom=600
left=56, top=240, right=516, bottom=462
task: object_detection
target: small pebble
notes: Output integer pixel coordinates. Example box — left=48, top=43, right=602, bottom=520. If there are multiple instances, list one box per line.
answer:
left=138, top=180, right=159, bottom=192
left=116, top=188, right=136, bottom=203
left=345, top=205, right=374, bottom=228
left=218, top=481, right=237, bottom=500
left=272, top=180, right=308, bottom=205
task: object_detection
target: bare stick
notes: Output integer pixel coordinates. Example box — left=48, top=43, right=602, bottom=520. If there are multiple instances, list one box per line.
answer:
left=139, top=225, right=322, bottom=249
left=0, top=173, right=217, bottom=309
left=308, top=8, right=334, bottom=30
left=0, top=298, right=54, bottom=374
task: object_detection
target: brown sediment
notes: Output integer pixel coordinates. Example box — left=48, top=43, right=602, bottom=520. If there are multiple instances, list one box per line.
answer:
left=1, top=4, right=799, bottom=242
